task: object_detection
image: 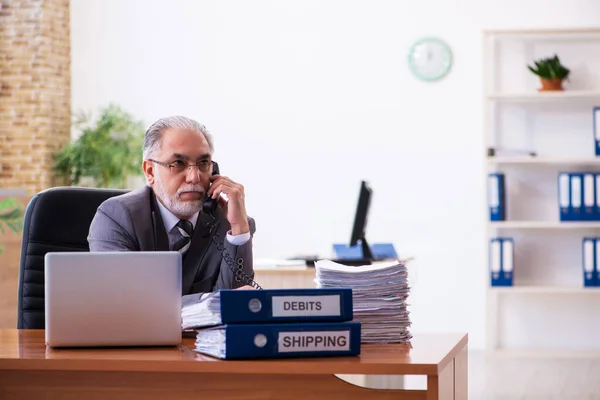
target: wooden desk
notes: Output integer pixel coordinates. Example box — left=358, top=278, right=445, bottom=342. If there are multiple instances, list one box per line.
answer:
left=0, top=330, right=467, bottom=400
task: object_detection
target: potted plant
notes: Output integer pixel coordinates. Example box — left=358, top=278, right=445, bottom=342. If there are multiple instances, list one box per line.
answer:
left=527, top=54, right=570, bottom=91
left=53, top=104, right=145, bottom=189
left=0, top=198, right=24, bottom=255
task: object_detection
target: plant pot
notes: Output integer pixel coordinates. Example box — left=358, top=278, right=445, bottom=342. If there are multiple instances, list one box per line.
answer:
left=539, top=77, right=564, bottom=91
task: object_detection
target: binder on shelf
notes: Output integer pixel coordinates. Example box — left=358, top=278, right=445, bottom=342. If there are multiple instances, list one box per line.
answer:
left=490, top=238, right=513, bottom=286
left=501, top=238, right=514, bottom=286
left=181, top=288, right=353, bottom=330
left=584, top=173, right=596, bottom=221
left=488, top=173, right=506, bottom=221
left=595, top=238, right=600, bottom=287
left=594, top=106, right=600, bottom=156
left=571, top=173, right=583, bottom=221
left=595, top=173, right=600, bottom=221
left=193, top=321, right=361, bottom=360
left=558, top=173, right=571, bottom=221
left=583, top=237, right=596, bottom=287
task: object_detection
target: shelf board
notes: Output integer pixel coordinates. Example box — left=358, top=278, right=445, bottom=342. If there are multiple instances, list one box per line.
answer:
left=488, top=156, right=600, bottom=165
left=487, top=90, right=600, bottom=103
left=484, top=27, right=600, bottom=36
left=490, top=286, right=600, bottom=294
left=490, top=221, right=600, bottom=229
left=486, top=348, right=600, bottom=359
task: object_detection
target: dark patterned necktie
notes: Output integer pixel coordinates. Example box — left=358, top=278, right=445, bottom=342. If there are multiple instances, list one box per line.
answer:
left=173, top=219, right=194, bottom=254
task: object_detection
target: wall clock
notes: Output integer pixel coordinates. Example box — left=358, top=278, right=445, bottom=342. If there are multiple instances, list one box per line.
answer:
left=407, top=37, right=453, bottom=82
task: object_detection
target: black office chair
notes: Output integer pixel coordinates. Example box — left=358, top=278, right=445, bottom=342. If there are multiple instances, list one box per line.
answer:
left=17, top=186, right=129, bottom=329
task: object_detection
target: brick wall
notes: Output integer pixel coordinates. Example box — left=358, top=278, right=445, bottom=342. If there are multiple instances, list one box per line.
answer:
left=0, top=0, right=71, bottom=195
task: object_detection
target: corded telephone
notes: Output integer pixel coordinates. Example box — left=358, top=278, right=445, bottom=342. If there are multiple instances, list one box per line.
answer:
left=202, top=161, right=262, bottom=290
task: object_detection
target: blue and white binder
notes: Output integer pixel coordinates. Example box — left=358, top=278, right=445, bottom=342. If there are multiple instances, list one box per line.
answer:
left=595, top=238, right=600, bottom=287
left=181, top=288, right=353, bottom=330
left=501, top=238, right=514, bottom=286
left=488, top=173, right=506, bottom=221
left=595, top=174, right=600, bottom=221
left=490, top=238, right=502, bottom=286
left=594, top=106, right=600, bottom=156
left=490, top=238, right=514, bottom=287
left=584, top=173, right=596, bottom=221
left=558, top=173, right=571, bottom=221
left=571, top=173, right=583, bottom=221
left=583, top=237, right=596, bottom=287
left=194, top=322, right=361, bottom=359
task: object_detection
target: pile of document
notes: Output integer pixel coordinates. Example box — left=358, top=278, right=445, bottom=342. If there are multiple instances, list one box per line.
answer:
left=180, top=288, right=361, bottom=359
left=314, top=259, right=412, bottom=344
left=181, top=292, right=222, bottom=330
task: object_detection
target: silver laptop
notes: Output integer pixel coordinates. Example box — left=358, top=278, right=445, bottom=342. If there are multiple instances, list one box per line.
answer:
left=44, top=252, right=182, bottom=348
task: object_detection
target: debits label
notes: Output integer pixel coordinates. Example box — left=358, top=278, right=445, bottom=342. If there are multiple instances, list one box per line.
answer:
left=271, top=295, right=341, bottom=317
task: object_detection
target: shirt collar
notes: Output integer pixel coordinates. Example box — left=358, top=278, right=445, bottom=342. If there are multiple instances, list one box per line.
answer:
left=155, top=198, right=199, bottom=233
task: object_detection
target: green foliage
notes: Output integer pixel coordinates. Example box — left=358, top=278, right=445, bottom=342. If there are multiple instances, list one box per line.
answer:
left=0, top=198, right=24, bottom=255
left=52, top=104, right=145, bottom=189
left=527, top=54, right=570, bottom=80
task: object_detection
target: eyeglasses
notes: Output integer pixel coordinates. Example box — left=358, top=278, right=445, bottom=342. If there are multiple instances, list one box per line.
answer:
left=148, top=159, right=215, bottom=174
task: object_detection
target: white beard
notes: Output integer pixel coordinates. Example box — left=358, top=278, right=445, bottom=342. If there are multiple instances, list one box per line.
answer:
left=153, top=175, right=205, bottom=218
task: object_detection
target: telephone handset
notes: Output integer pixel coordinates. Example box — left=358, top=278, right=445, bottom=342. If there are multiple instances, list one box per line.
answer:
left=202, top=161, right=262, bottom=290
left=201, top=161, right=220, bottom=216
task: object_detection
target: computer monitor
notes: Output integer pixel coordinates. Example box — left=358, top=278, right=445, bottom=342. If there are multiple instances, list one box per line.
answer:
left=350, top=180, right=374, bottom=261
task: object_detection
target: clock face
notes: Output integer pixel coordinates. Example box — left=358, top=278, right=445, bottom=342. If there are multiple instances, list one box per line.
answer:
left=408, top=37, right=453, bottom=81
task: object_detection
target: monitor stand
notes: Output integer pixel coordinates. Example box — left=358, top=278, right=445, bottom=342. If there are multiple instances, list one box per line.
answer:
left=301, top=237, right=376, bottom=267
left=358, top=237, right=374, bottom=261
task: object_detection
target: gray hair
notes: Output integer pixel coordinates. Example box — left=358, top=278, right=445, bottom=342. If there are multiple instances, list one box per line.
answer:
left=142, top=115, right=214, bottom=160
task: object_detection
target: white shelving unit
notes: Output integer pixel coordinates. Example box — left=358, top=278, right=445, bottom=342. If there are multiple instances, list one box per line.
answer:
left=490, top=221, right=600, bottom=229
left=488, top=156, right=600, bottom=165
left=484, top=27, right=600, bottom=356
left=487, top=90, right=600, bottom=102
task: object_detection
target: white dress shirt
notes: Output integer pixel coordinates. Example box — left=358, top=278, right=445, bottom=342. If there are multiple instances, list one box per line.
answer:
left=156, top=200, right=250, bottom=249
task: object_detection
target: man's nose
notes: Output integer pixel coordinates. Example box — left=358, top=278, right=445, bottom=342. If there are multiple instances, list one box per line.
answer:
left=185, top=166, right=201, bottom=183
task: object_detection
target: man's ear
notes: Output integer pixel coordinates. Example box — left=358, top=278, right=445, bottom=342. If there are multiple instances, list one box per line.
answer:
left=142, top=160, right=155, bottom=185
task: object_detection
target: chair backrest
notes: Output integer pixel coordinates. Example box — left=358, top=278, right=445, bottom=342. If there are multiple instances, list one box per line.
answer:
left=17, top=186, right=129, bottom=329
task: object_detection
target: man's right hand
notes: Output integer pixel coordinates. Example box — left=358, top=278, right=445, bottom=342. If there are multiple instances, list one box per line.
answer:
left=235, top=285, right=254, bottom=290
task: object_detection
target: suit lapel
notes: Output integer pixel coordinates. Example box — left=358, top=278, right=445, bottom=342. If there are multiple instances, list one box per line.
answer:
left=149, top=190, right=170, bottom=251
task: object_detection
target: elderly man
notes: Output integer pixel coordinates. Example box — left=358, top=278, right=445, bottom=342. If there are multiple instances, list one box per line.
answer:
left=88, top=116, right=257, bottom=297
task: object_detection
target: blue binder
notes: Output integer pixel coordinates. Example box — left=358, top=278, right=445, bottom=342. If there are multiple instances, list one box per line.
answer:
left=584, top=173, right=596, bottom=221
left=595, top=238, right=600, bottom=287
left=583, top=237, right=596, bottom=287
left=490, top=237, right=514, bottom=287
left=209, top=288, right=353, bottom=324
left=195, top=322, right=361, bottom=359
left=558, top=172, right=571, bottom=221
left=490, top=238, right=502, bottom=286
left=571, top=173, right=583, bottom=221
left=488, top=173, right=506, bottom=221
left=594, top=107, right=600, bottom=156
left=501, top=238, right=514, bottom=286
left=595, top=174, right=600, bottom=221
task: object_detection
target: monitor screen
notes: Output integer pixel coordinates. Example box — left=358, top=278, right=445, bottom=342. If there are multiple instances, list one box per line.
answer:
left=349, top=180, right=374, bottom=260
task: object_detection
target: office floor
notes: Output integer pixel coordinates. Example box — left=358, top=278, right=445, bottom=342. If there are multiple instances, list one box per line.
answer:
left=467, top=350, right=600, bottom=400
left=362, top=350, right=600, bottom=399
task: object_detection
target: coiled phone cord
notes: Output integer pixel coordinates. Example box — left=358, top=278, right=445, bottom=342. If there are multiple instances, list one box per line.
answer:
left=205, top=217, right=263, bottom=290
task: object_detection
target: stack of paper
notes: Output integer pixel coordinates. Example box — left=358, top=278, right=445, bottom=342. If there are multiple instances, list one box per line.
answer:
left=181, top=292, right=221, bottom=330
left=314, top=259, right=412, bottom=344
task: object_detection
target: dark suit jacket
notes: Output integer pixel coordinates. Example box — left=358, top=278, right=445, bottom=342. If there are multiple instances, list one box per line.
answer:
left=87, top=185, right=256, bottom=300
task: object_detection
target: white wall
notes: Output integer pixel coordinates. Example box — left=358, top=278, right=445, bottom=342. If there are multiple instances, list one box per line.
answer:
left=70, top=0, right=600, bottom=350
